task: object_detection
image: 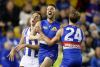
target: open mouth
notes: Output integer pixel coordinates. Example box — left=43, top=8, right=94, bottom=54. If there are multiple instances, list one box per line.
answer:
left=48, top=11, right=52, bottom=15
left=32, top=20, right=35, bottom=23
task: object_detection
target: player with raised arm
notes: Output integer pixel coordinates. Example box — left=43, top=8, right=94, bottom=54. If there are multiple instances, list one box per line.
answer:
left=38, top=8, right=84, bottom=67
left=31, top=4, right=60, bottom=67
left=8, top=12, right=41, bottom=67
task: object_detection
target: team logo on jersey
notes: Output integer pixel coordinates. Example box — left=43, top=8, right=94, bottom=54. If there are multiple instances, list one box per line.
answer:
left=51, top=27, right=57, bottom=31
left=43, top=26, right=48, bottom=29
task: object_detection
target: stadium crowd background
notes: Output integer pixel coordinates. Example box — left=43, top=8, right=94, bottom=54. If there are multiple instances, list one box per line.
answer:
left=0, top=0, right=100, bottom=67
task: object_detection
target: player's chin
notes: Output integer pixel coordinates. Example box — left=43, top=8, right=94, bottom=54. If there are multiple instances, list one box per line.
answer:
left=32, top=23, right=35, bottom=26
left=48, top=15, right=53, bottom=18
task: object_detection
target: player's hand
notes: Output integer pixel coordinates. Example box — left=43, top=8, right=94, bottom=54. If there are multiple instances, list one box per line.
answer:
left=15, top=45, right=26, bottom=52
left=29, top=35, right=33, bottom=40
left=35, top=26, right=42, bottom=33
left=8, top=48, right=15, bottom=61
left=35, top=26, right=44, bottom=40
left=29, top=35, right=38, bottom=40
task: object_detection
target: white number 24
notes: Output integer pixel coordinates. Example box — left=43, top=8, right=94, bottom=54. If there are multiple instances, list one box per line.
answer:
left=64, top=27, right=82, bottom=42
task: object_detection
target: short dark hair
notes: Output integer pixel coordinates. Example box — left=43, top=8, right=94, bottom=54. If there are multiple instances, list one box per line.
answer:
left=31, top=11, right=41, bottom=16
left=47, top=4, right=56, bottom=8
left=32, top=11, right=42, bottom=20
left=27, top=11, right=41, bottom=26
left=69, top=8, right=80, bottom=23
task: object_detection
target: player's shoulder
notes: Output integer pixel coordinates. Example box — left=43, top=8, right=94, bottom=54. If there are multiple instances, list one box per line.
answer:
left=22, top=27, right=29, bottom=34
left=52, top=20, right=60, bottom=28
left=64, top=25, right=80, bottom=29
left=57, top=28, right=63, bottom=36
left=59, top=28, right=63, bottom=32
left=35, top=21, right=41, bottom=27
left=54, top=20, right=60, bottom=24
left=41, top=20, right=47, bottom=22
left=63, top=25, right=70, bottom=28
left=23, top=27, right=29, bottom=31
left=40, top=20, right=47, bottom=25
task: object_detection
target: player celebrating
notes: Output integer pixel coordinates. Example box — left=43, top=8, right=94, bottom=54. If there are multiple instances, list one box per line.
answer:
left=8, top=12, right=41, bottom=67
left=38, top=8, right=84, bottom=67
left=31, top=4, right=60, bottom=67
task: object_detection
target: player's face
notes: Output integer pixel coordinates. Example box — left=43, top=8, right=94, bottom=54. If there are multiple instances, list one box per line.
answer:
left=30, top=13, right=40, bottom=25
left=47, top=6, right=56, bottom=19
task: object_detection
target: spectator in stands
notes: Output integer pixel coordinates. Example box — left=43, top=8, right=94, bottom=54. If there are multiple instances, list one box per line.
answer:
left=86, top=0, right=99, bottom=13
left=39, top=0, right=47, bottom=6
left=75, top=0, right=90, bottom=12
left=40, top=5, right=47, bottom=20
left=0, top=0, right=8, bottom=15
left=2, top=28, right=19, bottom=47
left=1, top=41, right=19, bottom=67
left=57, top=5, right=70, bottom=27
left=80, top=24, right=89, bottom=37
left=91, top=47, right=100, bottom=67
left=78, top=13, right=90, bottom=33
left=89, top=14, right=100, bottom=32
left=91, top=30, right=100, bottom=49
left=59, top=9, right=68, bottom=27
left=19, top=2, right=33, bottom=31
left=79, top=13, right=90, bottom=25
left=56, top=0, right=69, bottom=10
left=82, top=34, right=95, bottom=67
left=0, top=25, right=4, bottom=66
left=0, top=20, right=5, bottom=36
left=85, top=0, right=99, bottom=23
left=34, top=0, right=47, bottom=11
left=1, top=0, right=20, bottom=27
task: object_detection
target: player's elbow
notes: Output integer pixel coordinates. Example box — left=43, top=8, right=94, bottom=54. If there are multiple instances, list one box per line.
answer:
left=33, top=45, right=39, bottom=50
left=35, top=45, right=39, bottom=50
left=47, top=42, right=54, bottom=46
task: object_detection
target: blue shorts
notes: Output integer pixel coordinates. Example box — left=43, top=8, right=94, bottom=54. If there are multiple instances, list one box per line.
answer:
left=60, top=49, right=82, bottom=67
left=38, top=43, right=58, bottom=65
left=60, top=58, right=82, bottom=67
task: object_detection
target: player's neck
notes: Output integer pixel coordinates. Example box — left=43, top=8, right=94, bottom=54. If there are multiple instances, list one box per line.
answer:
left=32, top=24, right=35, bottom=27
left=69, top=22, right=76, bottom=26
left=47, top=17, right=55, bottom=24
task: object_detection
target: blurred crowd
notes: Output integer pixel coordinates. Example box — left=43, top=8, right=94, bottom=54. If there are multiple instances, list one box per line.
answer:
left=0, top=0, right=100, bottom=67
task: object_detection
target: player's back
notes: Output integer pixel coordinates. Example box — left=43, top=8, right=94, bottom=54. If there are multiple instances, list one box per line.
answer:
left=60, top=25, right=83, bottom=67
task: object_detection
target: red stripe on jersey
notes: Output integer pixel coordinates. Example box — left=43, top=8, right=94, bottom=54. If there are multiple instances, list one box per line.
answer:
left=61, top=42, right=81, bottom=49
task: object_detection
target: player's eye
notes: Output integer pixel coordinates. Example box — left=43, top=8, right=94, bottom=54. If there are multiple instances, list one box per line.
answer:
left=50, top=8, right=54, bottom=10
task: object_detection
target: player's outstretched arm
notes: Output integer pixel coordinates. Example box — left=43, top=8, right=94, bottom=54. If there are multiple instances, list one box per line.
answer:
left=14, top=34, right=25, bottom=51
left=40, top=29, right=62, bottom=46
left=8, top=34, right=24, bottom=61
left=25, top=44, right=39, bottom=50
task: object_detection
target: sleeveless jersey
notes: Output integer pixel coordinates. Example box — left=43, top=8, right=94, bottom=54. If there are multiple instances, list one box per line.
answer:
left=60, top=25, right=84, bottom=67
left=39, top=20, right=60, bottom=50
left=61, top=25, right=83, bottom=49
left=22, top=27, right=38, bottom=58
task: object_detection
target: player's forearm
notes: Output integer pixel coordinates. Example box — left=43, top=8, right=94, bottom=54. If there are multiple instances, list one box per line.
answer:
left=25, top=44, right=39, bottom=50
left=19, top=34, right=24, bottom=45
left=11, top=47, right=17, bottom=54
left=40, top=33, right=54, bottom=46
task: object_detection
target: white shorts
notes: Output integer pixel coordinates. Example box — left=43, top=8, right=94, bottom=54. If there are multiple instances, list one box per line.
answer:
left=20, top=55, right=39, bottom=67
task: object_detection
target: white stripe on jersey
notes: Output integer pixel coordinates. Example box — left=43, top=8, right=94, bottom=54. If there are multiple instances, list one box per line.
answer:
left=23, top=27, right=38, bottom=58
